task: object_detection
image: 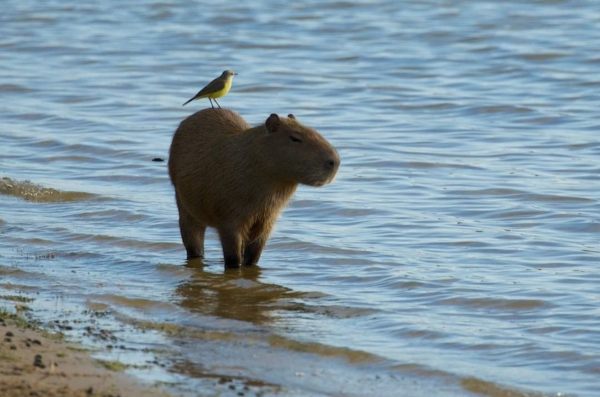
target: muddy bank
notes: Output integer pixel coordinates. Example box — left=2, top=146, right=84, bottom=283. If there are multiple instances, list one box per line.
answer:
left=0, top=299, right=314, bottom=397
left=0, top=307, right=172, bottom=397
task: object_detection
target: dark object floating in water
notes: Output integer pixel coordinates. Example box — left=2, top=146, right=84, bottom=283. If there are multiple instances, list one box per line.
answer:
left=152, top=158, right=165, bottom=162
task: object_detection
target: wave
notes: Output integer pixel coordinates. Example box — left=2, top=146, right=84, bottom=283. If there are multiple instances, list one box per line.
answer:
left=0, top=177, right=96, bottom=203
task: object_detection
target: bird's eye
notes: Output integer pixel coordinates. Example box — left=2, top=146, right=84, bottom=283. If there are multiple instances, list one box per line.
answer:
left=290, top=136, right=302, bottom=143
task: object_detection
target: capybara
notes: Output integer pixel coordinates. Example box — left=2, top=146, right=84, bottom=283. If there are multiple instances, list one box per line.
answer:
left=168, top=108, right=340, bottom=268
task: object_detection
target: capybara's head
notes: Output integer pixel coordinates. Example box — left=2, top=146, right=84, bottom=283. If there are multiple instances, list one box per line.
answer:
left=260, top=114, right=340, bottom=187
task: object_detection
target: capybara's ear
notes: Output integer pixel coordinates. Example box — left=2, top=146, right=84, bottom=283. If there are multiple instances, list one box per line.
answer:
left=266, top=114, right=280, bottom=133
left=288, top=114, right=296, bottom=120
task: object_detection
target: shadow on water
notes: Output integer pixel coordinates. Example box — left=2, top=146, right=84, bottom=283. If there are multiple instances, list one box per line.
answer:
left=175, top=259, right=308, bottom=325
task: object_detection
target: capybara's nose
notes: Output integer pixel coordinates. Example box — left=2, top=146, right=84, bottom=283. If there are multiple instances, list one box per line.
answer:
left=326, top=157, right=340, bottom=170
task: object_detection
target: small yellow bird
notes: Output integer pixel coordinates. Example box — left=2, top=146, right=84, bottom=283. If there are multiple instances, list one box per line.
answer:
left=182, top=70, right=237, bottom=108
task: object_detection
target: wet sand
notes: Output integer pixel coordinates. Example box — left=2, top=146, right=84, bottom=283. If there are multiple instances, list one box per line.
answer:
left=0, top=310, right=172, bottom=397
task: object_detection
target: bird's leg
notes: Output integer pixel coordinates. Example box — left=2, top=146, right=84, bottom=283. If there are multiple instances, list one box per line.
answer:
left=214, top=99, right=221, bottom=108
left=208, top=98, right=214, bottom=108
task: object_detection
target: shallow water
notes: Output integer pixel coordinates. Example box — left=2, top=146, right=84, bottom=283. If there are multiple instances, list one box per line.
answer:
left=1, top=0, right=600, bottom=395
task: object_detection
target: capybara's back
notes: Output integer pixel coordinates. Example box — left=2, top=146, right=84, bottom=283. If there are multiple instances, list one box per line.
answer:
left=169, top=108, right=340, bottom=268
left=168, top=108, right=250, bottom=183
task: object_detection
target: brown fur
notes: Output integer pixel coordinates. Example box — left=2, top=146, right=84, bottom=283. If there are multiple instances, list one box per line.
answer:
left=168, top=108, right=340, bottom=268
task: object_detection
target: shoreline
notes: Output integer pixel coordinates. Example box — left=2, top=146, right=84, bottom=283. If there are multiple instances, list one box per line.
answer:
left=0, top=299, right=303, bottom=397
left=0, top=307, right=173, bottom=397
left=0, top=279, right=542, bottom=397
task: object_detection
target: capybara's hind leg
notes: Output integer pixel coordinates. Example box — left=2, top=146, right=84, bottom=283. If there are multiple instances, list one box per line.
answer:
left=218, top=227, right=242, bottom=268
left=176, top=194, right=206, bottom=259
left=182, top=223, right=206, bottom=259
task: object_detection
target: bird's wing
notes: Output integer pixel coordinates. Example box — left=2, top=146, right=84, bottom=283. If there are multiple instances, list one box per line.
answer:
left=196, top=77, right=227, bottom=97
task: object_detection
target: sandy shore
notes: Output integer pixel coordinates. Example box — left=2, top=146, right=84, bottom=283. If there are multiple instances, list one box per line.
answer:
left=0, top=310, right=172, bottom=397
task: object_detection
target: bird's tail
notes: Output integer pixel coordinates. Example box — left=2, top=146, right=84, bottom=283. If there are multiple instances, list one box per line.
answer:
left=182, top=96, right=195, bottom=106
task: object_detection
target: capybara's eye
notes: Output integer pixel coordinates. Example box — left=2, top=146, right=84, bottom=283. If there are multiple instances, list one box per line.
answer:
left=290, top=135, right=302, bottom=143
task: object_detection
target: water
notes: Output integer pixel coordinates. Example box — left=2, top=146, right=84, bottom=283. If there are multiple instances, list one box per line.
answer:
left=1, top=0, right=600, bottom=395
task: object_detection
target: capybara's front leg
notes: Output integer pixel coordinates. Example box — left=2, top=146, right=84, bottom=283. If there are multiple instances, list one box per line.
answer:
left=218, top=227, right=242, bottom=268
left=243, top=239, right=266, bottom=266
left=243, top=220, right=273, bottom=266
